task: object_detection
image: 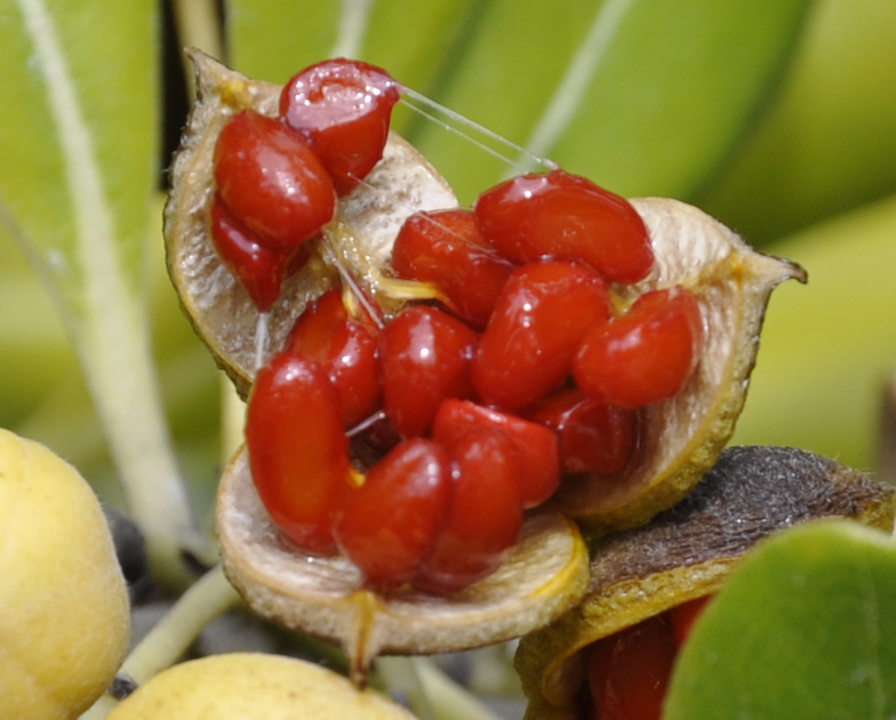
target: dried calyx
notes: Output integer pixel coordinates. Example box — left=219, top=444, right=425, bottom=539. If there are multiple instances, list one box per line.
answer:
left=165, top=51, right=804, bottom=680
left=514, top=446, right=896, bottom=720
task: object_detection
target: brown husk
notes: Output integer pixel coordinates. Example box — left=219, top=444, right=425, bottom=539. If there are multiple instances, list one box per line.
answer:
left=515, top=446, right=896, bottom=720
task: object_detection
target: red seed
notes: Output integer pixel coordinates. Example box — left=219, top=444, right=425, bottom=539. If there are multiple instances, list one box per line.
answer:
left=213, top=109, right=336, bottom=250
left=471, top=260, right=613, bottom=411
left=391, top=209, right=515, bottom=330
left=334, top=438, right=452, bottom=590
left=379, top=306, right=478, bottom=438
left=245, top=353, right=352, bottom=555
left=279, top=58, right=400, bottom=196
left=667, top=595, right=712, bottom=648
left=574, top=285, right=705, bottom=410
left=415, top=428, right=524, bottom=594
left=285, top=290, right=381, bottom=428
left=474, top=169, right=654, bottom=284
left=586, top=615, right=677, bottom=720
left=525, top=387, right=636, bottom=475
left=432, top=399, right=559, bottom=508
left=209, top=196, right=294, bottom=312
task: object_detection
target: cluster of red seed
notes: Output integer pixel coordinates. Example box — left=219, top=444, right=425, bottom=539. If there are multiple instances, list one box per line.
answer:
left=585, top=596, right=711, bottom=720
left=210, top=59, right=706, bottom=594
left=210, top=59, right=401, bottom=311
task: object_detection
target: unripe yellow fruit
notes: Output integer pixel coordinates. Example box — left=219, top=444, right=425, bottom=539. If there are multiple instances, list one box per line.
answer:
left=106, top=653, right=418, bottom=719
left=0, top=428, right=130, bottom=720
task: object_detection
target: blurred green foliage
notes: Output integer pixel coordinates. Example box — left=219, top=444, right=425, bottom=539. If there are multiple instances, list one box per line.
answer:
left=1, top=0, right=895, bottom=716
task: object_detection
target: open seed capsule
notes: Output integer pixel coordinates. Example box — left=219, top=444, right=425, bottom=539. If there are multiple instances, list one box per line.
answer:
left=166, top=55, right=805, bottom=532
left=217, top=445, right=588, bottom=685
left=165, top=51, right=807, bottom=680
left=164, top=50, right=458, bottom=397
left=551, top=197, right=806, bottom=531
left=514, top=446, right=896, bottom=720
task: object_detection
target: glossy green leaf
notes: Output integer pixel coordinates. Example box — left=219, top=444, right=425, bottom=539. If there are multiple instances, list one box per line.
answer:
left=0, top=0, right=198, bottom=587
left=699, top=0, right=896, bottom=244
left=413, top=0, right=815, bottom=204
left=731, top=191, right=896, bottom=471
left=665, top=519, right=896, bottom=720
left=223, top=0, right=811, bottom=204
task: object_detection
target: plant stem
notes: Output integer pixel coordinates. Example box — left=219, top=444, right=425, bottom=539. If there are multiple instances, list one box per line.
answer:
left=513, top=0, right=634, bottom=174
left=331, top=0, right=375, bottom=59
left=125, top=565, right=242, bottom=683
left=172, top=0, right=224, bottom=98
left=80, top=565, right=242, bottom=720
left=413, top=658, right=506, bottom=720
left=375, top=656, right=435, bottom=720
left=375, top=656, right=507, bottom=720
left=15, top=0, right=203, bottom=591
left=220, top=375, right=245, bottom=466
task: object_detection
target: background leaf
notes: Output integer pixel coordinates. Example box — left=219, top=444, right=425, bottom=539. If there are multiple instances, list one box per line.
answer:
left=731, top=192, right=896, bottom=469
left=698, top=0, right=896, bottom=244
left=665, top=520, right=896, bottom=720
left=226, top=0, right=479, bottom=97
left=0, top=0, right=157, bottom=433
left=222, top=0, right=811, bottom=204
left=0, top=0, right=157, bottom=300
left=0, top=0, right=198, bottom=585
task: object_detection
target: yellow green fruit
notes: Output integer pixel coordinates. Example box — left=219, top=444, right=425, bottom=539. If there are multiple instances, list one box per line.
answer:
left=0, top=428, right=130, bottom=720
left=105, top=653, right=418, bottom=719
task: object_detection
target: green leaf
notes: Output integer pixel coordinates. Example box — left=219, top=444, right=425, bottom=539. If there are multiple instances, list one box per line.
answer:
left=225, top=0, right=341, bottom=84
left=223, top=0, right=812, bottom=204
left=412, top=0, right=816, bottom=204
left=226, top=0, right=478, bottom=97
left=731, top=191, right=896, bottom=470
left=698, top=0, right=896, bottom=244
left=0, top=0, right=198, bottom=587
left=0, top=0, right=157, bottom=301
left=665, top=519, right=896, bottom=720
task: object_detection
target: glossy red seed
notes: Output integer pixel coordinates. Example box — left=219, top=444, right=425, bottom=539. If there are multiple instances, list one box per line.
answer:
left=209, top=196, right=294, bottom=312
left=334, top=438, right=452, bottom=590
left=285, top=290, right=381, bottom=428
left=574, top=285, right=705, bottom=410
left=432, top=399, right=559, bottom=508
left=213, top=109, right=336, bottom=250
left=378, top=306, right=478, bottom=438
left=471, top=261, right=613, bottom=410
left=245, top=353, right=351, bottom=555
left=586, top=615, right=677, bottom=720
left=279, top=58, right=400, bottom=196
left=474, top=168, right=654, bottom=284
left=391, top=209, right=515, bottom=330
left=415, top=428, right=524, bottom=594
left=668, top=595, right=712, bottom=649
left=525, top=388, right=636, bottom=475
